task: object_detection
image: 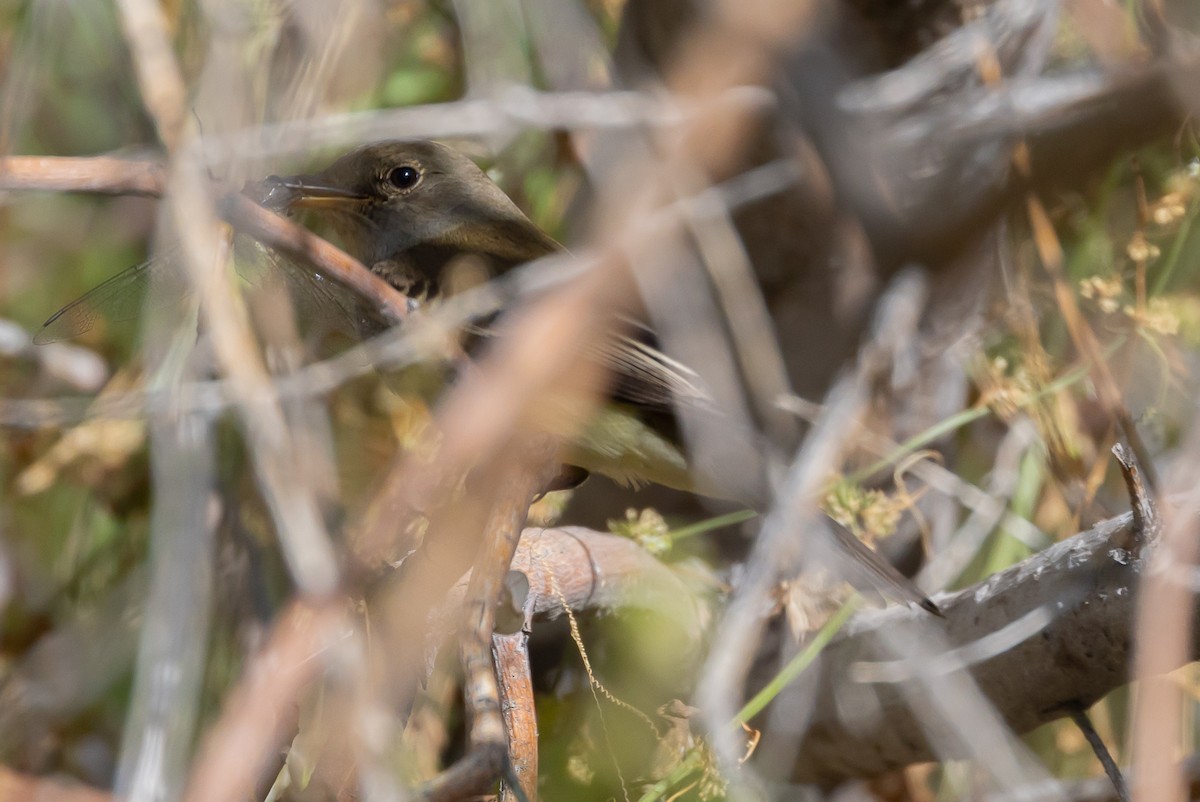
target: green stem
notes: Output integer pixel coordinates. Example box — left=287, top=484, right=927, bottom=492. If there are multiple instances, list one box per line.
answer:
left=736, top=595, right=863, bottom=723
left=637, top=751, right=705, bottom=802
left=668, top=509, right=758, bottom=542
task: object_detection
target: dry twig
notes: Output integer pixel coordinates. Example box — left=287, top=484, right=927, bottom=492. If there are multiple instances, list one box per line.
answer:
left=417, top=439, right=557, bottom=801
left=494, top=631, right=538, bottom=802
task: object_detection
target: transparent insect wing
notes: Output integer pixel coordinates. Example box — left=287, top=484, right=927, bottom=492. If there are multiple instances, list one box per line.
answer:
left=242, top=241, right=395, bottom=341
left=33, top=253, right=184, bottom=344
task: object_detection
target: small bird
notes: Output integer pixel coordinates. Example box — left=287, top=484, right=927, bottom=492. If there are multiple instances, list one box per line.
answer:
left=256, top=141, right=705, bottom=412
left=255, top=139, right=935, bottom=612
left=254, top=141, right=711, bottom=488
left=258, top=141, right=561, bottom=302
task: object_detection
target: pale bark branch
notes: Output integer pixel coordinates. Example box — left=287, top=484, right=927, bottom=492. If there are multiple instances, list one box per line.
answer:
left=785, top=507, right=1160, bottom=785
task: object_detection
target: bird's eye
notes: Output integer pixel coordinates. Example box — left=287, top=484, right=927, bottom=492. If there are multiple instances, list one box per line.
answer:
left=386, top=165, right=421, bottom=190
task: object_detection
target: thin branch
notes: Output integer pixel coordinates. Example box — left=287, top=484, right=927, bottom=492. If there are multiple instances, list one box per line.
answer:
left=219, top=192, right=410, bottom=324
left=1130, top=424, right=1200, bottom=800
left=85, top=5, right=208, bottom=796
left=112, top=0, right=189, bottom=153
left=1113, top=442, right=1161, bottom=550
left=0, top=155, right=164, bottom=195
left=494, top=631, right=538, bottom=802
left=434, top=525, right=706, bottom=642
left=114, top=417, right=217, bottom=802
left=1069, top=706, right=1129, bottom=802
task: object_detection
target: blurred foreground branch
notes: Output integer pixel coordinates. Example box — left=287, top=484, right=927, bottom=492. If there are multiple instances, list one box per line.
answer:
left=0, top=766, right=111, bottom=802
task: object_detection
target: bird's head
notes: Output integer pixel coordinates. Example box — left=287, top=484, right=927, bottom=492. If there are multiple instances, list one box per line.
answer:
left=262, top=140, right=560, bottom=272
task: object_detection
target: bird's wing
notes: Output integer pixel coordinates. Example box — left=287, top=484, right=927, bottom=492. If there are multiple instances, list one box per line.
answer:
left=589, top=321, right=713, bottom=413
left=462, top=313, right=715, bottom=416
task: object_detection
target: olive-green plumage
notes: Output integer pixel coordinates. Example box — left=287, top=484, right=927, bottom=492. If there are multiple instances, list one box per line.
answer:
left=265, top=140, right=707, bottom=492
left=264, top=139, right=935, bottom=612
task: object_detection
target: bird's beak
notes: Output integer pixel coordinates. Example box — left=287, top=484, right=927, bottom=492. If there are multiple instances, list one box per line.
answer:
left=254, top=174, right=369, bottom=212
